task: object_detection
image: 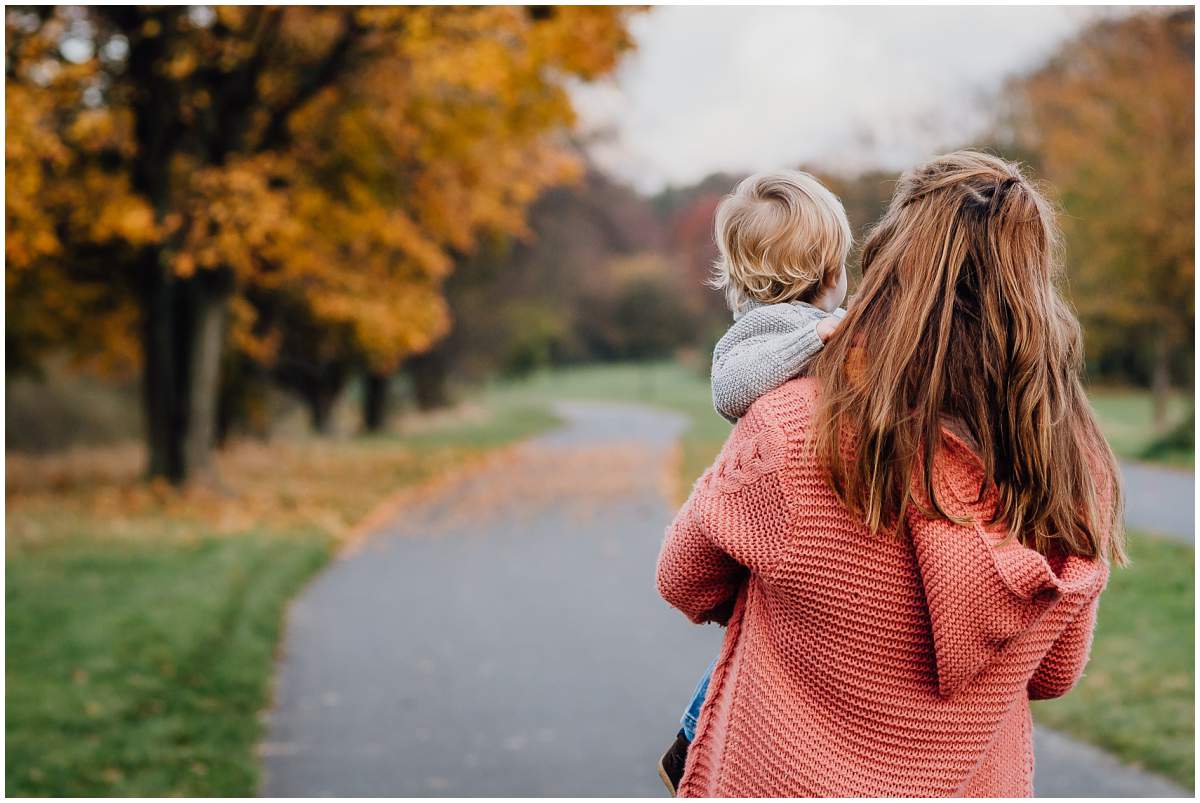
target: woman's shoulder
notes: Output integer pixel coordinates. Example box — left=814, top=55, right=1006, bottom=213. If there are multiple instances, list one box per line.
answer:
left=744, top=375, right=821, bottom=431
left=715, top=378, right=820, bottom=479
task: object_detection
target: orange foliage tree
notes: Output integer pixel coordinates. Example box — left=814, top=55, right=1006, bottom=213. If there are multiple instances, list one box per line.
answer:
left=6, top=6, right=636, bottom=481
left=1008, top=9, right=1194, bottom=424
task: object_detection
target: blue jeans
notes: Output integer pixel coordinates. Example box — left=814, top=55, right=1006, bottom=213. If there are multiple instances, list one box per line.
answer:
left=680, top=657, right=717, bottom=742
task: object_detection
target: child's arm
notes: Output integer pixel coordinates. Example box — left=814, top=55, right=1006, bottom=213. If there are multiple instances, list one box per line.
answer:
left=711, top=305, right=843, bottom=423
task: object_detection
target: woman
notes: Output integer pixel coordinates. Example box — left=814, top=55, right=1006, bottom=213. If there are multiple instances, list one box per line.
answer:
left=656, top=151, right=1125, bottom=797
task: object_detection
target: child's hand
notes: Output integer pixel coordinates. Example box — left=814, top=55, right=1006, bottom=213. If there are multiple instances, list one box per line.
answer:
left=816, top=316, right=841, bottom=342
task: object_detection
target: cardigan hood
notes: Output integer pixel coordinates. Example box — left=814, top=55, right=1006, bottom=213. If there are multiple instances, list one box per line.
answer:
left=912, top=431, right=1110, bottom=698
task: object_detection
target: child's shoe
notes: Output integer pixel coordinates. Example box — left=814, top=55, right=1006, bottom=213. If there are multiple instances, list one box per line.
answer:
left=657, top=729, right=690, bottom=796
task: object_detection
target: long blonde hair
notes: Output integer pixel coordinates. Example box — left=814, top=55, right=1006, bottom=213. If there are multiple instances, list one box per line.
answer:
left=811, top=151, right=1125, bottom=564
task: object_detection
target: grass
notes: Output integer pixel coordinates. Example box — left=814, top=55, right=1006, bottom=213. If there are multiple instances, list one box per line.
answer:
left=4, top=396, right=557, bottom=797
left=1089, top=389, right=1193, bottom=468
left=6, top=531, right=329, bottom=796
left=496, top=360, right=1195, bottom=786
left=1032, top=531, right=1194, bottom=790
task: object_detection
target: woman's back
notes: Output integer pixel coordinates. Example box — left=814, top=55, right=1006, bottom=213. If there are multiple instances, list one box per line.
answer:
left=657, top=378, right=1110, bottom=797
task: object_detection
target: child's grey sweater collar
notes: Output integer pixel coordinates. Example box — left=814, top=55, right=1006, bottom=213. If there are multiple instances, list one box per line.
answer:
left=733, top=298, right=831, bottom=322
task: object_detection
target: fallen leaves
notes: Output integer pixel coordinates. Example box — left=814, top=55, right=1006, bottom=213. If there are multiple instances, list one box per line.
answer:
left=6, top=434, right=478, bottom=552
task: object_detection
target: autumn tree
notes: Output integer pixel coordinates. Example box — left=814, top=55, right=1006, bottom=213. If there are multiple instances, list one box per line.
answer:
left=1006, top=9, right=1194, bottom=425
left=6, top=23, right=148, bottom=381
left=6, top=6, right=637, bottom=480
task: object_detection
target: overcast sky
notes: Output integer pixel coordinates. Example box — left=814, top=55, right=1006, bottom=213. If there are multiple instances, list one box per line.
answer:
left=571, top=6, right=1127, bottom=193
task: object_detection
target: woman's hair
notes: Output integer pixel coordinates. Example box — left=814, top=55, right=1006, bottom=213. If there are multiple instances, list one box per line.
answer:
left=710, top=170, right=852, bottom=316
left=810, top=150, right=1125, bottom=564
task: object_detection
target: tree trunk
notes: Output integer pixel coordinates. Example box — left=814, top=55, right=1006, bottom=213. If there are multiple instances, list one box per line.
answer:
left=408, top=347, right=451, bottom=411
left=140, top=250, right=185, bottom=483
left=363, top=372, right=390, bottom=432
left=183, top=283, right=227, bottom=480
left=139, top=254, right=231, bottom=485
left=215, top=355, right=241, bottom=448
left=308, top=388, right=337, bottom=434
left=217, top=354, right=267, bottom=446
left=1152, top=327, right=1172, bottom=432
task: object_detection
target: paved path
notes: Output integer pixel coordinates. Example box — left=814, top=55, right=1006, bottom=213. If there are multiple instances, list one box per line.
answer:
left=1033, top=726, right=1188, bottom=797
left=1121, top=461, right=1194, bottom=543
left=261, top=402, right=1189, bottom=797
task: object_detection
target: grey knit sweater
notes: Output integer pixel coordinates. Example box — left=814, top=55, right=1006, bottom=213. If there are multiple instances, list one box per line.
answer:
left=711, top=301, right=847, bottom=423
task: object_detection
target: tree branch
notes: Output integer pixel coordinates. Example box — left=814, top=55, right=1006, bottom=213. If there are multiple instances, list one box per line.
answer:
left=255, top=12, right=363, bottom=154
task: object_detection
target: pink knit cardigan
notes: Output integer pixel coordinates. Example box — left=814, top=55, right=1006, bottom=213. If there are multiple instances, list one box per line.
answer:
left=657, top=378, right=1111, bottom=797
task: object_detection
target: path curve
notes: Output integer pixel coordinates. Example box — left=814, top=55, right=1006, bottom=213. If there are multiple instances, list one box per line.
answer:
left=1120, top=461, right=1194, bottom=543
left=261, top=401, right=1188, bottom=797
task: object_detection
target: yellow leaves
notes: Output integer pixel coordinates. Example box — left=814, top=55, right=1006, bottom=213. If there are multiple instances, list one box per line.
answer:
left=527, top=6, right=638, bottom=81
left=5, top=427, right=480, bottom=550
left=67, top=109, right=119, bottom=150
left=8, top=5, right=639, bottom=382
left=6, top=85, right=69, bottom=273
left=228, top=295, right=280, bottom=364
left=79, top=176, right=158, bottom=247
left=172, top=157, right=299, bottom=280
left=312, top=283, right=452, bottom=374
left=163, top=48, right=198, bottom=80
left=7, top=69, right=151, bottom=279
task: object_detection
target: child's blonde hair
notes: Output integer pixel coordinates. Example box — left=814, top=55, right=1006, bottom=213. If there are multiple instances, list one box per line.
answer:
left=710, top=170, right=852, bottom=315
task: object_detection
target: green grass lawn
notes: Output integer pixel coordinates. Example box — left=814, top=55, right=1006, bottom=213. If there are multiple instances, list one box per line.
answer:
left=1089, top=389, right=1193, bottom=468
left=497, top=361, right=1195, bottom=787
left=1032, top=532, right=1194, bottom=790
left=6, top=531, right=329, bottom=796
left=5, top=399, right=556, bottom=797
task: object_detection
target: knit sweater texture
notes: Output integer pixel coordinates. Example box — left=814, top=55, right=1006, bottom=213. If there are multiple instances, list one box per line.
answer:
left=711, top=301, right=846, bottom=423
left=657, top=377, right=1111, bottom=797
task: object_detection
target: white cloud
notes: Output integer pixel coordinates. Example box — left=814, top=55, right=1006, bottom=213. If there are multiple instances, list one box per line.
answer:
left=572, top=6, right=1125, bottom=192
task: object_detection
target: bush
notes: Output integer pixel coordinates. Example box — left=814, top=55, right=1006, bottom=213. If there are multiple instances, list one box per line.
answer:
left=1141, top=410, right=1195, bottom=462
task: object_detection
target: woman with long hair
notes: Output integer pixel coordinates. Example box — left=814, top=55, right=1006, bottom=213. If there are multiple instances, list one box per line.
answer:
left=657, top=150, right=1125, bottom=797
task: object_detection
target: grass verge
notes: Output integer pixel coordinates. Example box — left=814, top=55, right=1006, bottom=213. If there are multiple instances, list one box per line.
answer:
left=1031, top=531, right=1194, bottom=790
left=6, top=531, right=329, bottom=796
left=4, top=397, right=556, bottom=796
left=1089, top=389, right=1193, bottom=468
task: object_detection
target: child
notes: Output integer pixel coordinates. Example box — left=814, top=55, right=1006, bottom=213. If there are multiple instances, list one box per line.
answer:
left=657, top=170, right=851, bottom=796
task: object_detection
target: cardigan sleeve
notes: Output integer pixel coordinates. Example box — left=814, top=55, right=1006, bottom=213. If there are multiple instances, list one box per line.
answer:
left=656, top=483, right=747, bottom=624
left=1027, top=580, right=1105, bottom=700
left=656, top=403, right=792, bottom=624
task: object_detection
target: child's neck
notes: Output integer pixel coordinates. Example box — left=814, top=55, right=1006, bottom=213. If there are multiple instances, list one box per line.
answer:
left=808, top=286, right=842, bottom=314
